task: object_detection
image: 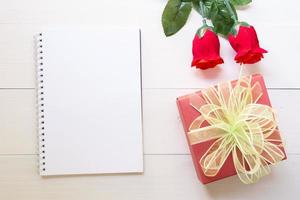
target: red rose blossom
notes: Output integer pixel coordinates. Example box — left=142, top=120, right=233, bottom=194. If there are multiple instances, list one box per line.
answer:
left=228, top=26, right=267, bottom=64
left=191, top=29, right=224, bottom=70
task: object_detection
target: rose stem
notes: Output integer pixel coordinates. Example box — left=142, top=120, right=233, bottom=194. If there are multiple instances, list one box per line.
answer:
left=224, top=0, right=238, bottom=22
left=199, top=1, right=207, bottom=26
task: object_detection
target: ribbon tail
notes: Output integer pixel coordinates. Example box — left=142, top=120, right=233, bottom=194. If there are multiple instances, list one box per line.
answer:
left=188, top=126, right=227, bottom=145
left=251, top=81, right=263, bottom=103
left=189, top=93, right=207, bottom=111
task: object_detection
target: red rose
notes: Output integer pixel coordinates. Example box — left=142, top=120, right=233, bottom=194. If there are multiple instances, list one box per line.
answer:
left=191, top=29, right=224, bottom=70
left=228, top=26, right=267, bottom=64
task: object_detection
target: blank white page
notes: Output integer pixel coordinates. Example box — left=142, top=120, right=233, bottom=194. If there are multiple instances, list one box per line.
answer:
left=37, top=28, right=143, bottom=176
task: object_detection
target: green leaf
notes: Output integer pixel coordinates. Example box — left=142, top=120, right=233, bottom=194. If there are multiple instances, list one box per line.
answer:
left=162, top=0, right=193, bottom=36
left=210, top=0, right=237, bottom=35
left=192, top=0, right=214, bottom=18
left=230, top=0, right=252, bottom=6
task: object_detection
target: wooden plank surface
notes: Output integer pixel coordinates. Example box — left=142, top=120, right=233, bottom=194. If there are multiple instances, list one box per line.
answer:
left=0, top=1, right=300, bottom=88
left=0, top=0, right=299, bottom=199
left=0, top=24, right=299, bottom=88
left=142, top=24, right=300, bottom=89
left=0, top=155, right=297, bottom=200
left=143, top=89, right=300, bottom=155
left=0, top=89, right=298, bottom=155
left=0, top=89, right=37, bottom=154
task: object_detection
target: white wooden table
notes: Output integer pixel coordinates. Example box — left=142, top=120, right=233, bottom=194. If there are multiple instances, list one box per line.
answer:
left=0, top=0, right=299, bottom=199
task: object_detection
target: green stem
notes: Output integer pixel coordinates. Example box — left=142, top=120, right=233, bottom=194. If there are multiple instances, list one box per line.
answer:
left=199, top=1, right=207, bottom=25
left=224, top=0, right=238, bottom=22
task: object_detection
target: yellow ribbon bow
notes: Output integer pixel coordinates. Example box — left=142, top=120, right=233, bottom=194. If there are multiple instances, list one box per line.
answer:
left=188, top=75, right=285, bottom=184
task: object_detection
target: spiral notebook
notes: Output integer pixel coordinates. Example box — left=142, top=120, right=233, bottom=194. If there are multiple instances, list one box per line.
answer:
left=36, top=28, right=143, bottom=176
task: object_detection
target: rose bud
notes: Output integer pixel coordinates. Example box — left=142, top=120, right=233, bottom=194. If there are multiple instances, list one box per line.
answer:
left=228, top=25, right=267, bottom=64
left=191, top=29, right=224, bottom=70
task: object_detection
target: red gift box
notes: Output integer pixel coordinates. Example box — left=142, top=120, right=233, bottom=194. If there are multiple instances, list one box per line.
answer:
left=177, top=74, right=286, bottom=184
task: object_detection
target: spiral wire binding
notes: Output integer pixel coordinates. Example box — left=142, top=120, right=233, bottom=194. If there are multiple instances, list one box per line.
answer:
left=37, top=33, right=46, bottom=173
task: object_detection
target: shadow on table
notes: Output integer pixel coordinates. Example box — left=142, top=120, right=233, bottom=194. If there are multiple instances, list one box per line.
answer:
left=193, top=65, right=223, bottom=80
left=203, top=171, right=277, bottom=199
